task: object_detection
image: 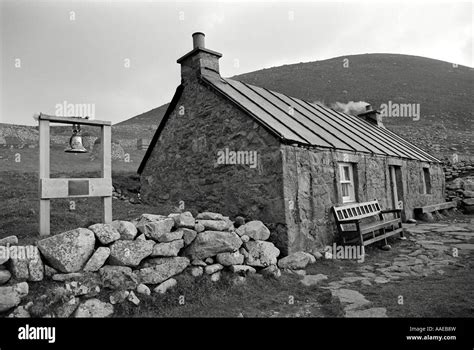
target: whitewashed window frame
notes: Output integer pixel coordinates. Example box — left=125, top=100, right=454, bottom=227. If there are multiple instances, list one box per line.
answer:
left=339, top=162, right=356, bottom=203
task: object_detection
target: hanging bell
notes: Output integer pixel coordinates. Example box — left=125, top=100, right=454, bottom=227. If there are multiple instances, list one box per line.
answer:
left=65, top=123, right=87, bottom=153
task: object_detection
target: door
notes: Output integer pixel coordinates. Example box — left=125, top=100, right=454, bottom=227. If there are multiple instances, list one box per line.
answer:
left=389, top=165, right=406, bottom=221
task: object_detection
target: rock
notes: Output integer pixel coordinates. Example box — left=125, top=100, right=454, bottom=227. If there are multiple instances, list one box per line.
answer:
left=0, top=282, right=28, bottom=312
left=236, top=220, right=270, bottom=241
left=463, top=190, right=474, bottom=198
left=151, top=240, right=184, bottom=257
left=205, top=257, right=214, bottom=264
left=74, top=299, right=114, bottom=318
left=8, top=305, right=31, bottom=318
left=234, top=216, right=246, bottom=228
left=205, top=264, right=224, bottom=275
left=28, top=247, right=44, bottom=282
left=83, top=247, right=110, bottom=272
left=99, top=266, right=139, bottom=290
left=216, top=251, right=244, bottom=266
left=232, top=275, right=247, bottom=286
left=182, top=229, right=198, bottom=246
left=0, top=235, right=18, bottom=246
left=194, top=223, right=205, bottom=233
left=44, top=265, right=57, bottom=277
left=111, top=220, right=138, bottom=240
left=260, top=265, right=281, bottom=278
left=418, top=212, right=434, bottom=222
left=170, top=211, right=195, bottom=229
left=381, top=245, right=392, bottom=251
left=88, top=223, right=121, bottom=245
left=229, top=265, right=256, bottom=274
left=331, top=288, right=370, bottom=311
left=190, top=266, right=203, bottom=277
left=52, top=272, right=83, bottom=282
left=374, top=277, right=390, bottom=284
left=109, top=290, right=129, bottom=305
left=191, top=259, right=207, bottom=267
left=196, top=220, right=231, bottom=231
left=66, top=282, right=90, bottom=296
left=240, top=235, right=250, bottom=243
left=301, top=274, right=328, bottom=286
left=136, top=283, right=151, bottom=296
left=137, top=257, right=189, bottom=284
left=345, top=307, right=387, bottom=318
left=136, top=234, right=146, bottom=241
left=0, top=270, right=11, bottom=285
left=196, top=212, right=224, bottom=221
left=278, top=251, right=313, bottom=270
left=311, top=249, right=324, bottom=260
left=54, top=297, right=80, bottom=318
left=137, top=218, right=175, bottom=241
left=154, top=278, right=177, bottom=294
left=109, top=240, right=154, bottom=267
left=407, top=219, right=417, bottom=224
left=244, top=240, right=280, bottom=267
left=127, top=291, right=140, bottom=305
left=210, top=271, right=221, bottom=282
left=37, top=228, right=95, bottom=273
left=9, top=253, right=29, bottom=280
left=184, top=231, right=242, bottom=260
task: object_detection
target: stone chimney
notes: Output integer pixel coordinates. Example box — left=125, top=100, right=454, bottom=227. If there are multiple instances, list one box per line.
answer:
left=357, top=104, right=384, bottom=128
left=177, top=32, right=222, bottom=84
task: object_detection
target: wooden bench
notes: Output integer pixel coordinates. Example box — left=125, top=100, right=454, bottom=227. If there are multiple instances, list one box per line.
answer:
left=332, top=200, right=404, bottom=247
left=414, top=201, right=457, bottom=220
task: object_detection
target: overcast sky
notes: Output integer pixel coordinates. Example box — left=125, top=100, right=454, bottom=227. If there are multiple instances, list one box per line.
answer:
left=0, top=0, right=472, bottom=126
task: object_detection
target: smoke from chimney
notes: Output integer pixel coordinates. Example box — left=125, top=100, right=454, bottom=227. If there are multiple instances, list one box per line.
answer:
left=331, top=101, right=370, bottom=116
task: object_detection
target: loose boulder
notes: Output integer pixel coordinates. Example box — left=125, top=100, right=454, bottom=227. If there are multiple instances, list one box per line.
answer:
left=196, top=212, right=224, bottom=221
left=154, top=278, right=177, bottom=294
left=111, top=220, right=138, bottom=240
left=196, top=220, right=231, bottom=232
left=184, top=231, right=242, bottom=260
left=236, top=221, right=270, bottom=241
left=151, top=240, right=184, bottom=257
left=170, top=212, right=195, bottom=229
left=74, top=299, right=114, bottom=318
left=99, top=265, right=139, bottom=290
left=108, top=240, right=154, bottom=267
left=216, top=251, right=244, bottom=266
left=278, top=251, right=314, bottom=270
left=83, top=247, right=110, bottom=272
left=0, top=282, right=28, bottom=312
left=37, top=228, right=95, bottom=273
left=88, top=224, right=120, bottom=245
left=137, top=257, right=189, bottom=284
left=244, top=240, right=280, bottom=267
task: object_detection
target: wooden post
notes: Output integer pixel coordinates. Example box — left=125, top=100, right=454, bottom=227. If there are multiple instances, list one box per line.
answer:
left=37, top=114, right=112, bottom=235
left=101, top=125, right=112, bottom=224
left=39, top=119, right=50, bottom=236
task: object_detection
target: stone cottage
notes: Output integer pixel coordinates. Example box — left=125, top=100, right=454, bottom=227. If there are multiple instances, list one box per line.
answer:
left=138, top=33, right=444, bottom=255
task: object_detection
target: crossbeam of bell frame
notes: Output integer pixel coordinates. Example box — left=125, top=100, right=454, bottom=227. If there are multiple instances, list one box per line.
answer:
left=38, top=113, right=112, bottom=236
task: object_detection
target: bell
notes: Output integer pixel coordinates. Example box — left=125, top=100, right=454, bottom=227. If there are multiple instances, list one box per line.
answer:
left=65, top=123, right=87, bottom=153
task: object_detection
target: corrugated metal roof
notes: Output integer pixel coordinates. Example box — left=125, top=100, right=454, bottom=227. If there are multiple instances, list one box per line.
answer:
left=202, top=73, right=440, bottom=163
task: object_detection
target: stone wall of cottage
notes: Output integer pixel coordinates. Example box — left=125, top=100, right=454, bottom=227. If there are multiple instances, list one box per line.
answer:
left=281, top=145, right=445, bottom=254
left=140, top=78, right=287, bottom=239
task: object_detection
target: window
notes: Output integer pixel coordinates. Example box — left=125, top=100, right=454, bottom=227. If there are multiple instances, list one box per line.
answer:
left=422, top=168, right=431, bottom=194
left=339, top=162, right=356, bottom=203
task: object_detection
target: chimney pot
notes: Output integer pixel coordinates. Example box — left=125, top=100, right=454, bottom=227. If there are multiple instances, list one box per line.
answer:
left=192, top=32, right=205, bottom=49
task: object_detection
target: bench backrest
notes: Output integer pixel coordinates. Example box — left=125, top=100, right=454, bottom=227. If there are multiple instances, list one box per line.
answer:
left=333, top=200, right=382, bottom=222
